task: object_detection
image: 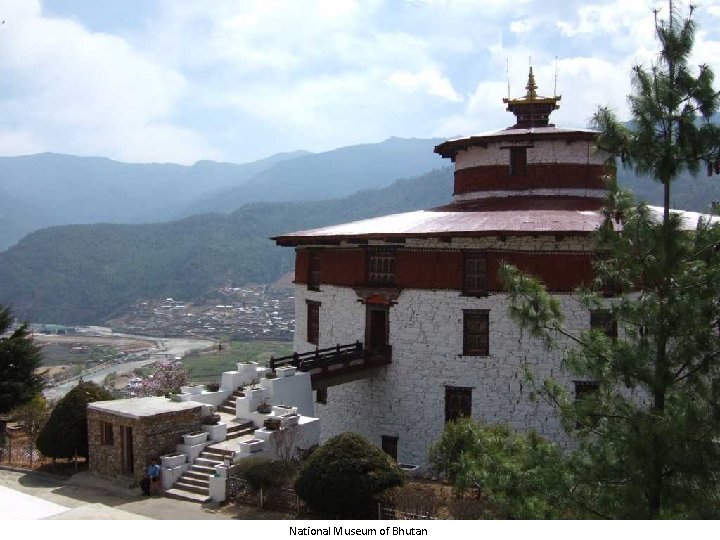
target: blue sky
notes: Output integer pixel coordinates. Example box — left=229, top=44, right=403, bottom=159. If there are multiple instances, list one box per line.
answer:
left=1, top=0, right=720, bottom=164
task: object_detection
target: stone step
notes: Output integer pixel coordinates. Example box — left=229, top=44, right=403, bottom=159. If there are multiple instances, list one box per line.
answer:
left=200, top=450, right=228, bottom=461
left=173, top=481, right=209, bottom=495
left=164, top=488, right=210, bottom=504
left=226, top=428, right=254, bottom=441
left=195, top=457, right=223, bottom=468
left=218, top=405, right=235, bottom=414
left=190, top=464, right=216, bottom=475
left=177, top=475, right=209, bottom=488
left=204, top=446, right=235, bottom=458
left=184, top=470, right=213, bottom=482
left=227, top=420, right=254, bottom=433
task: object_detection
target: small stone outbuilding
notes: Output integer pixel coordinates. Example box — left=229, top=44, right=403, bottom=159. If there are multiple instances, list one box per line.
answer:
left=87, top=397, right=203, bottom=485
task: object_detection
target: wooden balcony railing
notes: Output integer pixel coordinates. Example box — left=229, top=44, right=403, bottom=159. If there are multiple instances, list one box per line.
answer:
left=270, top=341, right=392, bottom=385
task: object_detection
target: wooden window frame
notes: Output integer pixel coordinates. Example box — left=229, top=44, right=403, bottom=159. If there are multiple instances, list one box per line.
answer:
left=590, top=310, right=617, bottom=340
left=509, top=146, right=527, bottom=176
left=307, top=252, right=321, bottom=291
left=574, top=380, right=599, bottom=400
left=306, top=300, right=320, bottom=345
left=100, top=421, right=114, bottom=446
left=463, top=251, right=488, bottom=296
left=368, top=248, right=396, bottom=286
left=445, top=386, right=472, bottom=424
left=463, top=309, right=489, bottom=356
left=381, top=435, right=399, bottom=462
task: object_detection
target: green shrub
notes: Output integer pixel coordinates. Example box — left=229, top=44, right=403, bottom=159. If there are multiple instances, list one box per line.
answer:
left=232, top=457, right=296, bottom=491
left=294, top=432, right=405, bottom=518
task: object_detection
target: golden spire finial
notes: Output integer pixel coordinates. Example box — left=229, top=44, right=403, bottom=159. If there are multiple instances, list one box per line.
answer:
left=525, top=67, right=538, bottom=100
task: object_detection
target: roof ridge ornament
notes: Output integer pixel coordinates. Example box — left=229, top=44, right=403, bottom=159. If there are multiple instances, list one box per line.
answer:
left=502, top=66, right=561, bottom=129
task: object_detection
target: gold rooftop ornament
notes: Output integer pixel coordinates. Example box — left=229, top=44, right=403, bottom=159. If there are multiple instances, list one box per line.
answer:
left=503, top=67, right=561, bottom=128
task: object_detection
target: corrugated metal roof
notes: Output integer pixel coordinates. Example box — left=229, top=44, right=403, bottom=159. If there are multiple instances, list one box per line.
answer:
left=273, top=197, right=607, bottom=245
left=273, top=198, right=717, bottom=246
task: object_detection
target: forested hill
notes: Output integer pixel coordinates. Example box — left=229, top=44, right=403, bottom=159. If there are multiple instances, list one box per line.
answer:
left=0, top=168, right=454, bottom=325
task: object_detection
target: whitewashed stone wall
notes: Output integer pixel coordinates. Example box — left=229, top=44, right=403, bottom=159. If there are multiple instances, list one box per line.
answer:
left=293, top=281, right=594, bottom=470
left=454, top=139, right=607, bottom=169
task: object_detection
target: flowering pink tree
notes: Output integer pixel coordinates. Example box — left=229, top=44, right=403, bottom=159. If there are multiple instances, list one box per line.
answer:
left=139, top=363, right=191, bottom=396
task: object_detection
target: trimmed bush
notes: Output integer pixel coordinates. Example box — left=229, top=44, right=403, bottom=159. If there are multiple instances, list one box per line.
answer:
left=294, top=432, right=405, bottom=518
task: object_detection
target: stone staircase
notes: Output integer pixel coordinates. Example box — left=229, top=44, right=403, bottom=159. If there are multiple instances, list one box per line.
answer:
left=217, top=389, right=245, bottom=415
left=163, top=391, right=255, bottom=503
left=165, top=447, right=234, bottom=503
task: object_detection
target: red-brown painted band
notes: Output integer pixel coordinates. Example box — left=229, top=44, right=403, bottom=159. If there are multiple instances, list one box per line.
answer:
left=295, top=248, right=595, bottom=292
left=454, top=163, right=607, bottom=195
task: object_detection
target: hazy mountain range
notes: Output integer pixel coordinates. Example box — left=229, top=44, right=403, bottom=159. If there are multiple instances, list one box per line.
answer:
left=0, top=137, right=444, bottom=251
left=0, top=134, right=719, bottom=325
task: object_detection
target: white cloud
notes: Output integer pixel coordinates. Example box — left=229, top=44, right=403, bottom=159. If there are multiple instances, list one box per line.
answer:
left=0, top=0, right=218, bottom=163
left=2, top=0, right=720, bottom=163
left=387, top=68, right=463, bottom=102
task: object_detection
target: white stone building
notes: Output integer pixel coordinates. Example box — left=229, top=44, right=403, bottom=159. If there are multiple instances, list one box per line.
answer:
left=272, top=71, right=628, bottom=469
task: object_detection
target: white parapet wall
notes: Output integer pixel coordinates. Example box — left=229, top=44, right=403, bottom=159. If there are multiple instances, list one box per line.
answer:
left=260, top=371, right=315, bottom=417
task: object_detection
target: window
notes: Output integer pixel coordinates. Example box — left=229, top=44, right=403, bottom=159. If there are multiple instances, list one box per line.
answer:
left=315, top=388, right=327, bottom=404
left=463, top=310, right=489, bottom=356
left=445, top=386, right=472, bottom=423
left=307, top=301, right=320, bottom=345
left=574, top=380, right=599, bottom=401
left=509, top=146, right=527, bottom=176
left=590, top=310, right=617, bottom=339
left=100, top=421, right=114, bottom=446
left=463, top=251, right=487, bottom=295
left=381, top=435, right=398, bottom=461
left=308, top=252, right=321, bottom=291
left=368, top=249, right=396, bottom=285
left=574, top=381, right=600, bottom=429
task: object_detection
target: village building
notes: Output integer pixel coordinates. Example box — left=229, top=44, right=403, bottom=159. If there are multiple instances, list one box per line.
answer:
left=273, top=69, right=615, bottom=468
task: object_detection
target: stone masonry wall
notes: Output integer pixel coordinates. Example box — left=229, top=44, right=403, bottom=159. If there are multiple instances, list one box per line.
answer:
left=293, top=234, right=598, bottom=469
left=88, top=406, right=202, bottom=484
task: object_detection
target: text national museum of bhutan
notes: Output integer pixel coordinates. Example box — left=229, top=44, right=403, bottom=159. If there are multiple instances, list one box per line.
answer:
left=273, top=69, right=613, bottom=468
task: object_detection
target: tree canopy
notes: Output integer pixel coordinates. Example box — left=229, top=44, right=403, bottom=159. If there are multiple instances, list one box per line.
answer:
left=0, top=305, right=43, bottom=414
left=36, top=380, right=113, bottom=459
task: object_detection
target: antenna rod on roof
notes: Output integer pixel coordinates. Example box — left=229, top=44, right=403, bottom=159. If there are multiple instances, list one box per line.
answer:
left=554, top=56, right=559, bottom=96
left=506, top=58, right=511, bottom=98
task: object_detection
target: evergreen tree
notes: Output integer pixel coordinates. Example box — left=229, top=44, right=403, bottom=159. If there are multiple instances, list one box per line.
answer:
left=428, top=418, right=573, bottom=519
left=502, top=3, right=720, bottom=518
left=593, top=3, right=720, bottom=221
left=0, top=305, right=43, bottom=414
left=36, top=381, right=113, bottom=460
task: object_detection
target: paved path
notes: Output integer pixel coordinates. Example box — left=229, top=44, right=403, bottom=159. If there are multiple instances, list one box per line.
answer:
left=0, top=468, right=230, bottom=520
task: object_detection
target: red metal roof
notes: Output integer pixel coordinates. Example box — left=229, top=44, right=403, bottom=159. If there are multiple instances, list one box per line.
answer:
left=273, top=197, right=608, bottom=246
